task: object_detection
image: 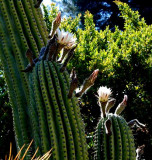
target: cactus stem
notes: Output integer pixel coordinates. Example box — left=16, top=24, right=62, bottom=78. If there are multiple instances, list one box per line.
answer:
left=105, top=98, right=116, bottom=114
left=68, top=68, right=78, bottom=98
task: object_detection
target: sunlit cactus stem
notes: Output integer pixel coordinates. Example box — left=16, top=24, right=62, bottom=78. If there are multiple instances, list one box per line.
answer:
left=105, top=98, right=116, bottom=115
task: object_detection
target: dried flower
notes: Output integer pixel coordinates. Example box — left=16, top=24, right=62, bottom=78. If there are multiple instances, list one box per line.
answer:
left=97, top=86, right=112, bottom=102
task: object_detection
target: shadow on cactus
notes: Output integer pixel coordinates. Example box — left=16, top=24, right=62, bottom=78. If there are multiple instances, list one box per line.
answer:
left=94, top=86, right=148, bottom=160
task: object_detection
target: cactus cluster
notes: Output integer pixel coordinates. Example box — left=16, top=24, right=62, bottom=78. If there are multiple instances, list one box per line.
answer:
left=21, top=10, right=99, bottom=159
left=0, top=0, right=147, bottom=159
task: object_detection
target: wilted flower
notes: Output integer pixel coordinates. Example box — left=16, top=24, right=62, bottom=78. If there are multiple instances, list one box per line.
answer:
left=56, top=29, right=77, bottom=46
left=97, top=86, right=112, bottom=102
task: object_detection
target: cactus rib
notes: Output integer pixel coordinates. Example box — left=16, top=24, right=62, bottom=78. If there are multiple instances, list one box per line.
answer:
left=32, top=63, right=51, bottom=153
left=48, top=62, right=76, bottom=160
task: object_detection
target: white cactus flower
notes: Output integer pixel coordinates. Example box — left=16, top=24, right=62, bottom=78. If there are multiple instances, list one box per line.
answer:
left=56, top=29, right=77, bottom=46
left=97, top=86, right=112, bottom=102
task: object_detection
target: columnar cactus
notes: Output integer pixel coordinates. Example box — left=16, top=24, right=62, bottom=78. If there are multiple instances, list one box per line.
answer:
left=0, top=0, right=95, bottom=159
left=94, top=87, right=136, bottom=160
left=28, top=60, right=89, bottom=159
left=0, top=0, right=46, bottom=149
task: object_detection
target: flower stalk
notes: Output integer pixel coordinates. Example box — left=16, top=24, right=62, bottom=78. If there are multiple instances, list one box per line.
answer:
left=115, top=95, right=128, bottom=115
left=97, top=86, right=112, bottom=118
left=105, top=98, right=116, bottom=115
left=60, top=45, right=77, bottom=72
left=21, top=49, right=35, bottom=72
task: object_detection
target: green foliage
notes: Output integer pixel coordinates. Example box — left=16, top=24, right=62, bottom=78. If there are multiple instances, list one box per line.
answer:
left=60, top=14, right=81, bottom=34
left=43, top=0, right=152, bottom=116
left=114, top=1, right=147, bottom=30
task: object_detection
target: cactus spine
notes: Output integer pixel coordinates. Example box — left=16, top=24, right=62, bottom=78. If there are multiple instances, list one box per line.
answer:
left=0, top=0, right=90, bottom=159
left=94, top=88, right=136, bottom=160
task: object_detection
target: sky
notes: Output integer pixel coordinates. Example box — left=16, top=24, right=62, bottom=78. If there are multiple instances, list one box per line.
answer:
left=42, top=0, right=51, bottom=6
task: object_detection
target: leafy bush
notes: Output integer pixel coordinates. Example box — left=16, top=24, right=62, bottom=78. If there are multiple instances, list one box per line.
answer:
left=0, top=66, right=16, bottom=157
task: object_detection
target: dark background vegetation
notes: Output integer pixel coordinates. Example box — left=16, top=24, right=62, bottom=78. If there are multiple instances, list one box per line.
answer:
left=53, top=0, right=152, bottom=30
left=0, top=0, right=152, bottom=159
